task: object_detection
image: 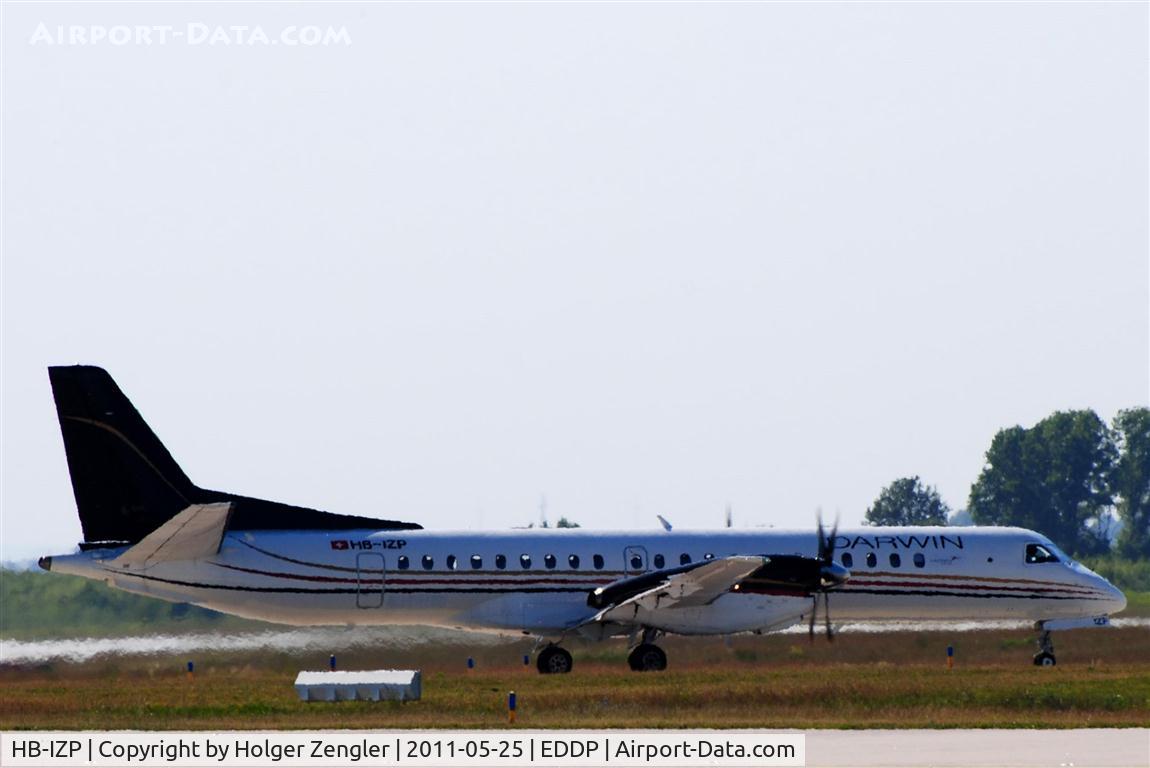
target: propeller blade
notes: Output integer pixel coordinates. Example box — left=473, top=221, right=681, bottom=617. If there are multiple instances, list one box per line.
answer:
left=824, top=594, right=834, bottom=642
left=827, top=515, right=840, bottom=561
left=816, top=511, right=827, bottom=561
left=810, top=511, right=844, bottom=643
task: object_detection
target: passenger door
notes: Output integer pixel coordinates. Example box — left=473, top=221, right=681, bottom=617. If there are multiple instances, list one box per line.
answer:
left=356, top=552, right=385, bottom=608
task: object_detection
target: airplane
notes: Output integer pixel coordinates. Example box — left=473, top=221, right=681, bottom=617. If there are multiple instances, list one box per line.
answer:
left=38, top=366, right=1127, bottom=673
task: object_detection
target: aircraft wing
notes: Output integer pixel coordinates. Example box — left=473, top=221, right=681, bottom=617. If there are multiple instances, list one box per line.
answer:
left=110, top=502, right=233, bottom=570
left=584, top=555, right=767, bottom=624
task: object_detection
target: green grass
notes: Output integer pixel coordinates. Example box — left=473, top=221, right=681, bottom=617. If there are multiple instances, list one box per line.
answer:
left=3, top=565, right=1146, bottom=730
left=1121, top=590, right=1150, bottom=617
left=3, top=628, right=1147, bottom=730
left=3, top=661, right=1146, bottom=730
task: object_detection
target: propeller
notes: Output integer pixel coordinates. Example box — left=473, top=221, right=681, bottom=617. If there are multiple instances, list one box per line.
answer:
left=736, top=511, right=850, bottom=637
left=809, top=512, right=848, bottom=643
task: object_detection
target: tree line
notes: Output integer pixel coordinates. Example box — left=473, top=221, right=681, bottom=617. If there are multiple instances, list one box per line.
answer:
left=864, top=407, right=1150, bottom=559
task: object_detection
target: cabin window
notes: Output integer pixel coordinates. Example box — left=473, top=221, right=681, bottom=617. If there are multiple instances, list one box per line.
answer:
left=422, top=555, right=434, bottom=570
left=568, top=554, right=580, bottom=569
left=495, top=554, right=507, bottom=570
left=544, top=554, right=557, bottom=569
left=913, top=553, right=925, bottom=568
left=397, top=555, right=410, bottom=570
left=1025, top=543, right=1059, bottom=564
left=470, top=555, right=483, bottom=569
left=653, top=554, right=665, bottom=569
left=520, top=554, right=532, bottom=569
left=841, top=553, right=853, bottom=568
left=446, top=555, right=457, bottom=570
left=889, top=553, right=901, bottom=568
left=630, top=554, right=643, bottom=570
left=593, top=554, right=605, bottom=570
left=680, top=553, right=691, bottom=566
left=865, top=552, right=877, bottom=568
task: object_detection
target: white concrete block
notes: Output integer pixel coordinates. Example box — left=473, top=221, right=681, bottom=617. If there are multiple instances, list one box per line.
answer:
left=293, top=669, right=421, bottom=702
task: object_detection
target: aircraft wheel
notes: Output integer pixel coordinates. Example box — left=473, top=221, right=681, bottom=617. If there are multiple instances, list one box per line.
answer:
left=537, top=646, right=573, bottom=674
left=1033, top=652, right=1056, bottom=667
left=627, top=643, right=667, bottom=672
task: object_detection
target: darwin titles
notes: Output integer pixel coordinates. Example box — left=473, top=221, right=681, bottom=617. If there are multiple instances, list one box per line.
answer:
left=832, top=534, right=964, bottom=550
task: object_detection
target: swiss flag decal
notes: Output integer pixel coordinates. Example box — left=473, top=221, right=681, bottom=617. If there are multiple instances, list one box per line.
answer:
left=330, top=540, right=349, bottom=550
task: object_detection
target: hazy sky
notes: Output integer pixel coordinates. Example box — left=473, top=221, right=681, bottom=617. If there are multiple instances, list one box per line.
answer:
left=2, top=2, right=1147, bottom=563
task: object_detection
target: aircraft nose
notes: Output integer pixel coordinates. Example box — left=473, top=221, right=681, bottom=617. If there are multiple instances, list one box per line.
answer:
left=1105, top=582, right=1127, bottom=615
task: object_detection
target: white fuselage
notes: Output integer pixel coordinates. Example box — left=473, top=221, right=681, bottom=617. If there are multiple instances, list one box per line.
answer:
left=51, top=526, right=1126, bottom=637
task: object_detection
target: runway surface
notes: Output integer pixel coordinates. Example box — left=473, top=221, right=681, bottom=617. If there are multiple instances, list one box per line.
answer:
left=6, top=618, right=1149, bottom=664
left=807, top=728, right=1149, bottom=767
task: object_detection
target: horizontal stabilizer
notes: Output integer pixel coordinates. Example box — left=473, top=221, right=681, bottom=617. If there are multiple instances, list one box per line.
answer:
left=111, top=503, right=233, bottom=570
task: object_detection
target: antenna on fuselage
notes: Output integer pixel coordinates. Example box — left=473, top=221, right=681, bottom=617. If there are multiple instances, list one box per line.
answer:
left=725, top=504, right=733, bottom=529
left=656, top=515, right=673, bottom=532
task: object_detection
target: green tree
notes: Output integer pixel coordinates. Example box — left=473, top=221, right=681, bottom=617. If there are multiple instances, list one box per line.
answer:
left=969, top=410, right=1115, bottom=556
left=865, top=476, right=949, bottom=526
left=1112, top=407, right=1150, bottom=558
left=555, top=517, right=581, bottom=529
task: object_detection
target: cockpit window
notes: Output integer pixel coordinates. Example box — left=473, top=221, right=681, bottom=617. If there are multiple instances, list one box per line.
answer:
left=1025, top=543, right=1059, bottom=564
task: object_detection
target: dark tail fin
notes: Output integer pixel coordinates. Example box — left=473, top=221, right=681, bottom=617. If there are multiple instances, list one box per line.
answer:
left=49, top=366, right=198, bottom=545
left=49, top=365, right=421, bottom=546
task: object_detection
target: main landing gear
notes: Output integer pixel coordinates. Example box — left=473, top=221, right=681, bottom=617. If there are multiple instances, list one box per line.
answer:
left=534, top=628, right=670, bottom=674
left=1033, top=629, right=1056, bottom=667
left=536, top=645, right=574, bottom=674
left=627, top=628, right=667, bottom=672
left=628, top=643, right=667, bottom=671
